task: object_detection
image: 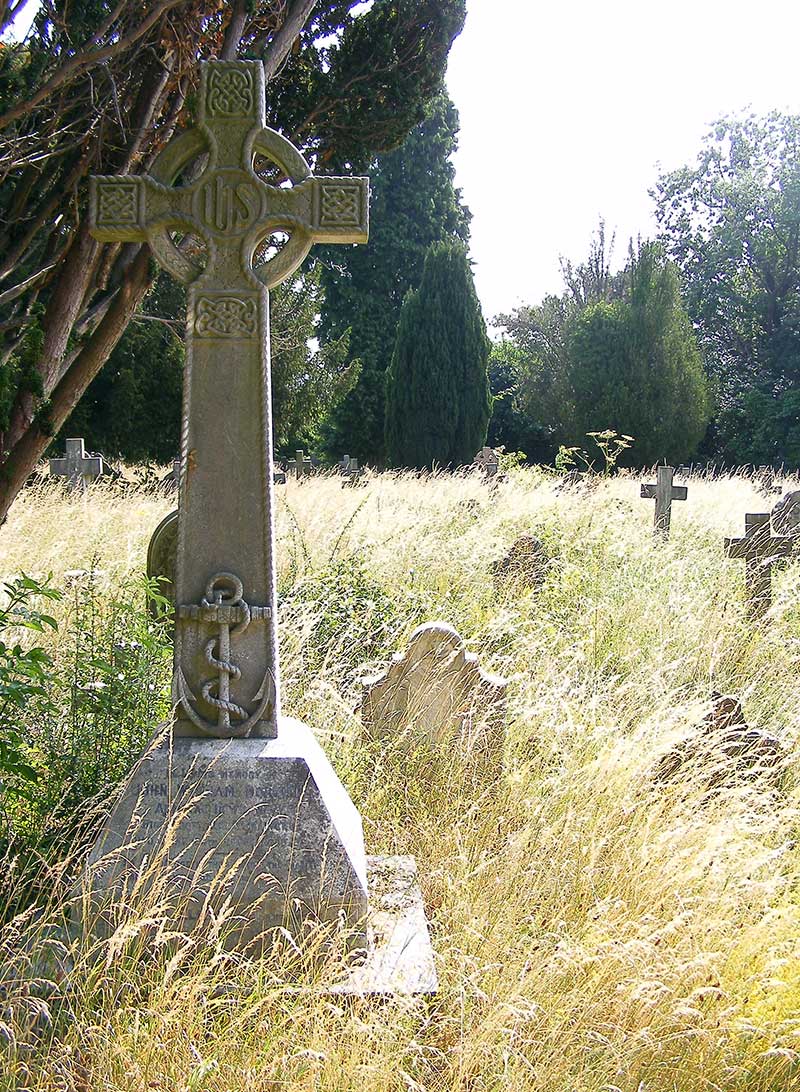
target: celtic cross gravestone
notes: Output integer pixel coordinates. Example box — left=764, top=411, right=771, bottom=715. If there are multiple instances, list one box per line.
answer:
left=84, top=61, right=434, bottom=987
left=724, top=512, right=794, bottom=618
left=640, top=465, right=687, bottom=538
left=91, top=61, right=367, bottom=737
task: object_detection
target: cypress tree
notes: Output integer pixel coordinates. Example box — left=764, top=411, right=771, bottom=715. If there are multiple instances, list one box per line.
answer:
left=317, top=92, right=470, bottom=465
left=385, top=241, right=491, bottom=468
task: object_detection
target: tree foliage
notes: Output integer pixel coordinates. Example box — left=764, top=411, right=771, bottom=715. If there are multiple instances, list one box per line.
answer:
left=385, top=241, right=490, bottom=468
left=317, top=90, right=470, bottom=464
left=486, top=339, right=556, bottom=463
left=566, top=246, right=708, bottom=463
left=497, top=237, right=709, bottom=465
left=653, top=112, right=800, bottom=461
left=0, top=0, right=465, bottom=517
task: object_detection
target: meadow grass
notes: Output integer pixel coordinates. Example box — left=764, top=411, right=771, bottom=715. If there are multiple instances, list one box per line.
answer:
left=2, top=467, right=800, bottom=1091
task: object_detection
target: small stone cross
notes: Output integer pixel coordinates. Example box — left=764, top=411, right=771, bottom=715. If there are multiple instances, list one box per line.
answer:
left=724, top=512, right=794, bottom=618
left=49, top=437, right=106, bottom=492
left=640, top=465, right=687, bottom=537
left=90, top=61, right=368, bottom=738
left=288, top=448, right=313, bottom=480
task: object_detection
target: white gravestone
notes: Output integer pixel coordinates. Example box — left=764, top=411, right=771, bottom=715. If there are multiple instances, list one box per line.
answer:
left=49, top=437, right=107, bottom=492
left=361, top=622, right=507, bottom=772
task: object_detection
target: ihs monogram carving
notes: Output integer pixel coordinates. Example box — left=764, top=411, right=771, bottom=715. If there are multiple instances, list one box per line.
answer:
left=205, top=67, right=254, bottom=117
left=196, top=173, right=260, bottom=233
left=195, top=297, right=258, bottom=338
left=319, top=182, right=362, bottom=227
left=96, top=181, right=138, bottom=226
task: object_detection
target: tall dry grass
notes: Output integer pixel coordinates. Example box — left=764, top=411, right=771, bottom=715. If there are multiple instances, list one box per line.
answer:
left=2, top=467, right=800, bottom=1091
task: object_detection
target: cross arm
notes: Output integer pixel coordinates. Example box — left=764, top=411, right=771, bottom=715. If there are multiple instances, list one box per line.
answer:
left=640, top=484, right=656, bottom=499
left=308, top=176, right=369, bottom=245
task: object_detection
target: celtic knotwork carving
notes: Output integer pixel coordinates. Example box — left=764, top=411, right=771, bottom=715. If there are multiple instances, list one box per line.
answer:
left=206, top=67, right=254, bottom=117
left=195, top=296, right=257, bottom=338
left=97, top=181, right=138, bottom=226
left=174, top=571, right=273, bottom=738
left=319, top=183, right=362, bottom=227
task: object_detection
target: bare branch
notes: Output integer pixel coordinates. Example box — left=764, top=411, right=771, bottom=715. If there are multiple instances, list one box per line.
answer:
left=0, top=0, right=186, bottom=131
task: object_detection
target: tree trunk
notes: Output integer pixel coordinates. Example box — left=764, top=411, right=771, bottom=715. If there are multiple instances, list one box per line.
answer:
left=0, top=247, right=154, bottom=523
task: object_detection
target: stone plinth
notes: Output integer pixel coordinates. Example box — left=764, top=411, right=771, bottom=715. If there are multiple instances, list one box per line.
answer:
left=86, top=718, right=368, bottom=949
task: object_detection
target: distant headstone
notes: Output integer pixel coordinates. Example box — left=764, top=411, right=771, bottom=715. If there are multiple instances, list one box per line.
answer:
left=772, top=490, right=800, bottom=538
left=724, top=512, right=794, bottom=618
left=640, top=466, right=687, bottom=537
left=288, top=448, right=313, bottom=480
left=361, top=622, right=507, bottom=770
left=146, top=509, right=178, bottom=615
left=340, top=455, right=366, bottom=487
left=82, top=59, right=435, bottom=987
left=654, top=692, right=785, bottom=793
left=472, top=447, right=500, bottom=478
left=49, top=438, right=107, bottom=492
left=492, top=534, right=548, bottom=593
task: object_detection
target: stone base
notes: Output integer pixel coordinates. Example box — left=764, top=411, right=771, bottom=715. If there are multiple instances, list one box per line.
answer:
left=85, top=718, right=369, bottom=949
left=332, top=855, right=437, bottom=995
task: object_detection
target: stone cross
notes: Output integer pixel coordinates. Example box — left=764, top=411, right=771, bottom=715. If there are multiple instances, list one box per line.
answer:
left=49, top=437, right=106, bottom=492
left=724, top=512, right=794, bottom=618
left=86, top=61, right=438, bottom=983
left=90, top=60, right=367, bottom=739
left=640, top=465, right=687, bottom=537
left=287, top=448, right=313, bottom=480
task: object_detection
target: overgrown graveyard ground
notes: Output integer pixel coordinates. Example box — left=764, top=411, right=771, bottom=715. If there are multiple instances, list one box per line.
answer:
left=3, top=467, right=800, bottom=1091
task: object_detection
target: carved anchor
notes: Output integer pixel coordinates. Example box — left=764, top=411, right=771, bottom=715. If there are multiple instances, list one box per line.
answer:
left=173, top=572, right=274, bottom=738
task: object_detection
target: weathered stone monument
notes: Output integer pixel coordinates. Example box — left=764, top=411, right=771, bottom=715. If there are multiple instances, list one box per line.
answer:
left=86, top=60, right=433, bottom=987
left=160, top=458, right=181, bottom=492
left=491, top=534, right=548, bottom=594
left=472, top=446, right=500, bottom=478
left=640, top=465, right=687, bottom=537
left=146, top=509, right=178, bottom=615
left=49, top=437, right=108, bottom=492
left=361, top=622, right=507, bottom=772
left=724, top=512, right=794, bottom=618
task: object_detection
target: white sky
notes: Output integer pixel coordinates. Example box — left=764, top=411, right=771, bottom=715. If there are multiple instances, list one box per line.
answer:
left=446, top=0, right=800, bottom=322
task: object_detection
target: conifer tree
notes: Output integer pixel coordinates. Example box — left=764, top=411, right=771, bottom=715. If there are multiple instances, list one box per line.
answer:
left=318, top=92, right=470, bottom=464
left=385, top=241, right=490, bottom=468
left=566, top=243, right=709, bottom=463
